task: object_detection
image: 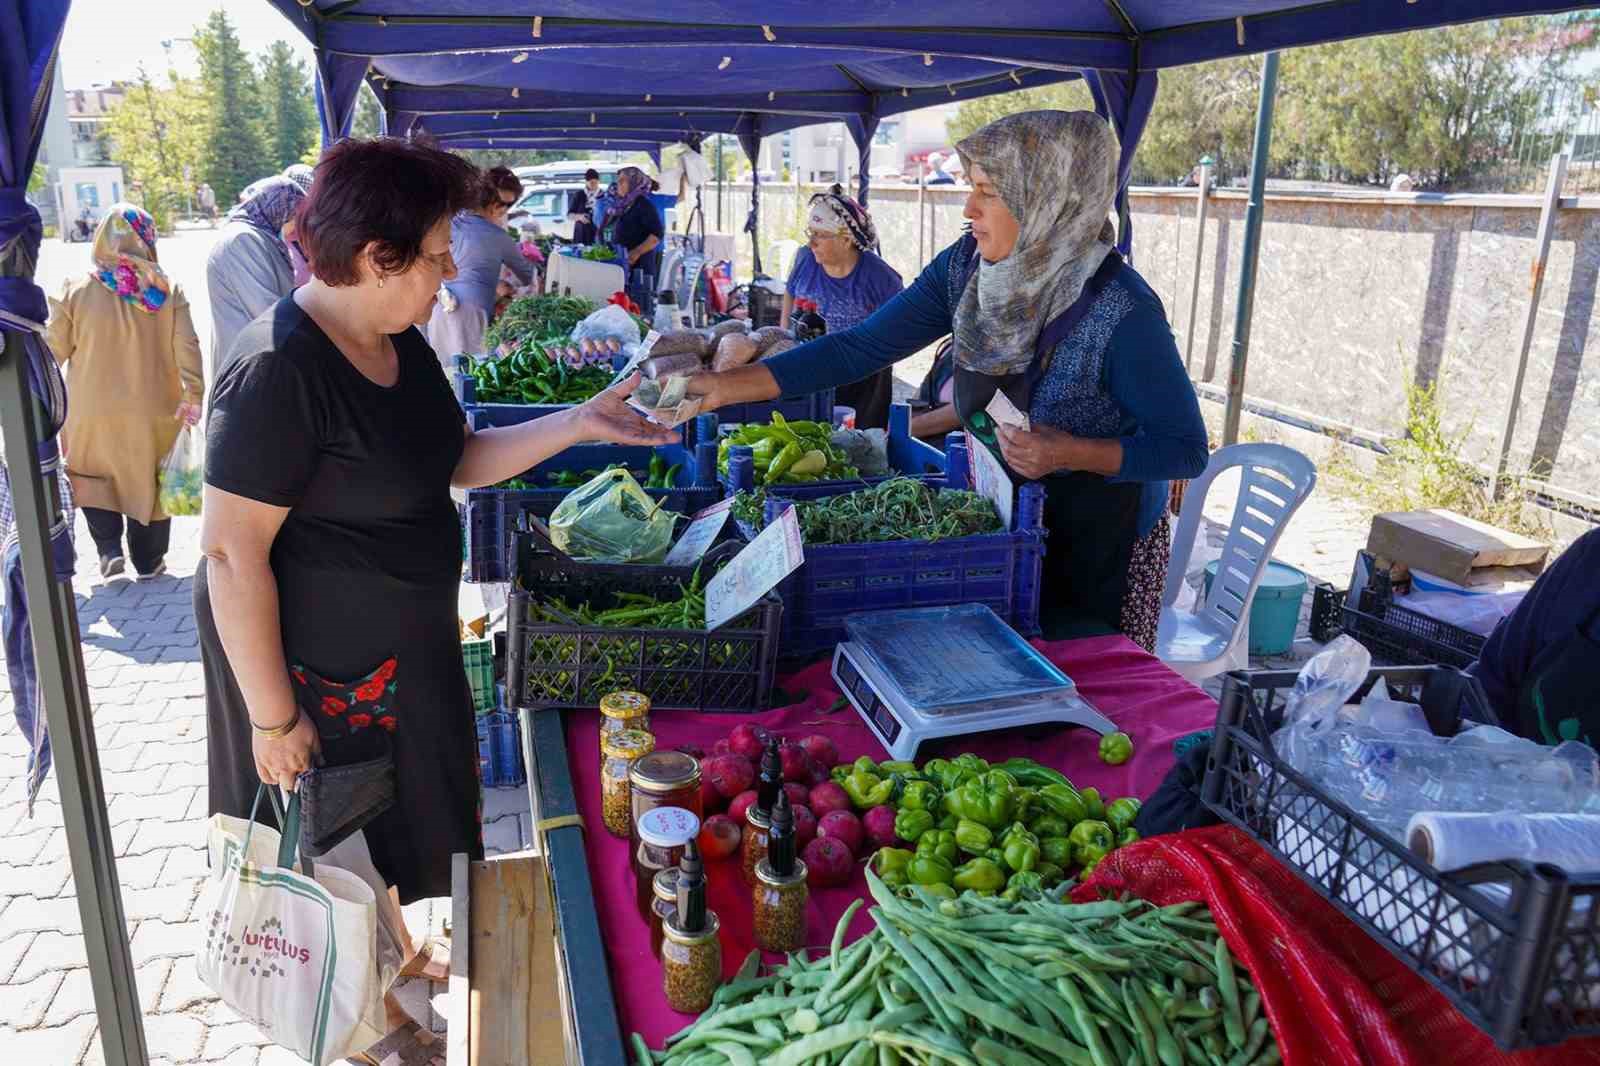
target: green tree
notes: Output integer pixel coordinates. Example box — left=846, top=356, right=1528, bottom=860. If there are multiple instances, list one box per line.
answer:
left=946, top=82, right=1095, bottom=147
left=259, top=41, right=316, bottom=172
left=28, top=160, right=47, bottom=197
left=105, top=66, right=209, bottom=231
left=350, top=81, right=384, bottom=139
left=1133, top=58, right=1266, bottom=184
left=195, top=9, right=268, bottom=206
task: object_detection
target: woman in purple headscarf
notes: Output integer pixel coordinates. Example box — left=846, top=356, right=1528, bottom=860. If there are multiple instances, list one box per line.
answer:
left=600, top=165, right=664, bottom=309
left=205, top=175, right=310, bottom=378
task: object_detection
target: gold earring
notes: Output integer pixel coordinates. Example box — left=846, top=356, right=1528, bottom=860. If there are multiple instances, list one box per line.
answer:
left=377, top=276, right=385, bottom=288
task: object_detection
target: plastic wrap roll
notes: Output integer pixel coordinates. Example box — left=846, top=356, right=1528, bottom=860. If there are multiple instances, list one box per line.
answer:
left=1406, top=812, right=1600, bottom=874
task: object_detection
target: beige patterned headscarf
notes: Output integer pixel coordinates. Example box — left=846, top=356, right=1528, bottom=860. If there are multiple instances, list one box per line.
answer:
left=952, top=111, right=1118, bottom=375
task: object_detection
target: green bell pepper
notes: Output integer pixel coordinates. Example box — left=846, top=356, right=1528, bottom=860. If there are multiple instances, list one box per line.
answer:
left=1027, top=814, right=1070, bottom=840
left=982, top=769, right=1018, bottom=792
left=907, top=853, right=955, bottom=886
left=1035, top=784, right=1089, bottom=826
left=983, top=847, right=1006, bottom=868
left=843, top=770, right=894, bottom=809
left=1039, top=836, right=1074, bottom=868
left=1001, top=827, right=1040, bottom=874
left=1098, top=731, right=1134, bottom=766
left=852, top=756, right=878, bottom=776
left=1068, top=820, right=1114, bottom=867
left=894, top=808, right=935, bottom=844
left=952, top=857, right=1007, bottom=894
left=1117, top=827, right=1141, bottom=847
left=871, top=847, right=914, bottom=889
left=953, top=754, right=991, bottom=777
left=918, top=882, right=957, bottom=900
left=938, top=812, right=960, bottom=832
left=1078, top=787, right=1106, bottom=822
left=946, top=779, right=1017, bottom=830
left=954, top=818, right=993, bottom=855
left=1105, top=797, right=1142, bottom=834
left=899, top=780, right=941, bottom=813
left=878, top=760, right=917, bottom=775
left=921, top=758, right=962, bottom=792
left=1002, top=870, right=1046, bottom=902
left=830, top=764, right=853, bottom=783
left=916, top=829, right=959, bottom=866
left=1035, top=862, right=1065, bottom=886
left=1011, top=786, right=1038, bottom=824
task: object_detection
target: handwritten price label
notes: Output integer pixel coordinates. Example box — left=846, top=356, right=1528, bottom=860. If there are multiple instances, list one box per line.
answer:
left=704, top=505, right=803, bottom=631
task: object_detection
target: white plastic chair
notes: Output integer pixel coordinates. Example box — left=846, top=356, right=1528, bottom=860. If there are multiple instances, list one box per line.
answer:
left=1156, top=443, right=1318, bottom=682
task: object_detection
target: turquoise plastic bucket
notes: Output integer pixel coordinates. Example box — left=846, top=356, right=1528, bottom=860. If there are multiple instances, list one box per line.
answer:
left=1203, top=559, right=1307, bottom=656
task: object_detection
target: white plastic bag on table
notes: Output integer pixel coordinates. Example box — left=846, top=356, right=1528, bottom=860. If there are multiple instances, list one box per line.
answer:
left=570, top=304, right=641, bottom=348
left=158, top=425, right=204, bottom=516
left=196, top=787, right=396, bottom=1065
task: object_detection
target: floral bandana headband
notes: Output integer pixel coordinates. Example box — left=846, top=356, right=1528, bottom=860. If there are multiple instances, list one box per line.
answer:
left=92, top=205, right=171, bottom=314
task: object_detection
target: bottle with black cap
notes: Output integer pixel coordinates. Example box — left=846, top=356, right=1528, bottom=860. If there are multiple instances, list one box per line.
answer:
left=661, top=839, right=721, bottom=1012
left=741, top=736, right=782, bottom=886
left=753, top=789, right=809, bottom=952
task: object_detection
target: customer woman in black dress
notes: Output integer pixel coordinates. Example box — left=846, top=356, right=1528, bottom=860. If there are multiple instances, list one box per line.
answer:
left=196, top=139, right=672, bottom=941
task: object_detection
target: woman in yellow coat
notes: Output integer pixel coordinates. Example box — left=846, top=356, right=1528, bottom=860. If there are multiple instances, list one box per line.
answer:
left=47, top=204, right=203, bottom=579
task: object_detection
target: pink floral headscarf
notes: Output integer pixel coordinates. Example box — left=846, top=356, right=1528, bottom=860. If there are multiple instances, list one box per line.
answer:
left=91, top=204, right=170, bottom=314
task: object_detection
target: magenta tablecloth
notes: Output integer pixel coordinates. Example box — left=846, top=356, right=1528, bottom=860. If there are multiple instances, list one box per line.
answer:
left=561, top=635, right=1219, bottom=1047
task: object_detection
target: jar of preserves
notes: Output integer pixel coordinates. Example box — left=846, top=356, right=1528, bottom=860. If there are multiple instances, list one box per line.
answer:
left=629, top=750, right=702, bottom=853
left=600, top=729, right=655, bottom=838
left=649, top=866, right=680, bottom=957
left=634, top=806, right=699, bottom=919
left=598, top=690, right=652, bottom=755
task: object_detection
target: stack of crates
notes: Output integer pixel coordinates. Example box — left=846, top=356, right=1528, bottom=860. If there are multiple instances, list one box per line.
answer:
left=467, top=636, right=526, bottom=788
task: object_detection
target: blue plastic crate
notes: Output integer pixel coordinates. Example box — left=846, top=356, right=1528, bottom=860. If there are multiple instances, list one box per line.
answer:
left=461, top=425, right=721, bottom=583
left=682, top=388, right=837, bottom=449
left=714, top=405, right=960, bottom=498
left=759, top=459, right=1047, bottom=660
left=478, top=710, right=526, bottom=788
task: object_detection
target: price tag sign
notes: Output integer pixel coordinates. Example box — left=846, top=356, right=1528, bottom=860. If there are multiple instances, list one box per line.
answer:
left=967, top=431, right=1014, bottom=531
left=704, top=504, right=803, bottom=631
left=663, top=497, right=733, bottom=567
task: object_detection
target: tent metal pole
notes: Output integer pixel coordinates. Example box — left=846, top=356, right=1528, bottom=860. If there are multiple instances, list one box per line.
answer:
left=1183, top=162, right=1212, bottom=373
left=917, top=165, right=926, bottom=268
left=0, top=331, right=148, bottom=1066
left=1222, top=50, right=1279, bottom=447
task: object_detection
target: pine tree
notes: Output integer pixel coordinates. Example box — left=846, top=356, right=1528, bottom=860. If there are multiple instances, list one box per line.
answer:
left=351, top=83, right=384, bottom=139
left=195, top=9, right=268, bottom=206
left=259, top=41, right=316, bottom=172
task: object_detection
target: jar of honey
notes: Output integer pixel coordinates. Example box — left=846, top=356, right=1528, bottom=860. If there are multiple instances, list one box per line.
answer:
left=599, top=690, right=652, bottom=755
left=634, top=806, right=699, bottom=919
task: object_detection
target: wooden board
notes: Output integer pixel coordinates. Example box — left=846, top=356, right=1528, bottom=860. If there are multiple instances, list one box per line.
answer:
left=465, top=856, right=566, bottom=1066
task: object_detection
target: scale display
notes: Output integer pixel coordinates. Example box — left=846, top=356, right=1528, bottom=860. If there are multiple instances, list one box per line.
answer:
left=830, top=606, right=1117, bottom=761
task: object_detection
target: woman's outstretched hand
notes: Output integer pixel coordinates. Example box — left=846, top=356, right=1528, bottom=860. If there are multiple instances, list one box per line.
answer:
left=573, top=372, right=680, bottom=445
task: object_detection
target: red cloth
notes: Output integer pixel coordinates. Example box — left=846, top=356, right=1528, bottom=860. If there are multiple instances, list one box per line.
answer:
left=1078, top=828, right=1600, bottom=1066
left=564, top=635, right=1217, bottom=1047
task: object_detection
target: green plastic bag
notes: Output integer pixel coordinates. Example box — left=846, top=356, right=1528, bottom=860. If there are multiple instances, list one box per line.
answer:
left=158, top=425, right=203, bottom=517
left=549, top=467, right=675, bottom=562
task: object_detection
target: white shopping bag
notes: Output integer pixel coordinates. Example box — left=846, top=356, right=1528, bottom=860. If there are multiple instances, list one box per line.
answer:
left=196, top=787, right=390, bottom=1065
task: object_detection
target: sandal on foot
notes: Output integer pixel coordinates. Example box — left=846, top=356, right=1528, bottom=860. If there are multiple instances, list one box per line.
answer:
left=398, top=935, right=451, bottom=982
left=350, top=1021, right=443, bottom=1066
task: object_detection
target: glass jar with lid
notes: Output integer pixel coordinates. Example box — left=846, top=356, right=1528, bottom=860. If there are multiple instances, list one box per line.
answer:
left=599, top=690, right=652, bottom=755
left=600, top=729, right=655, bottom=838
left=649, top=866, right=680, bottom=957
left=629, top=750, right=702, bottom=850
left=634, top=806, right=699, bottom=918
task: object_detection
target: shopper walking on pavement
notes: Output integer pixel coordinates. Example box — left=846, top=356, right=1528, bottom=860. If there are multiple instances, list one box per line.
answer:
left=46, top=203, right=203, bottom=580
left=206, top=175, right=309, bottom=379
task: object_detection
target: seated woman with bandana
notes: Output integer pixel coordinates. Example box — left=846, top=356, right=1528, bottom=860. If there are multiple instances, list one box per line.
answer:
left=688, top=111, right=1208, bottom=651
left=779, top=186, right=903, bottom=430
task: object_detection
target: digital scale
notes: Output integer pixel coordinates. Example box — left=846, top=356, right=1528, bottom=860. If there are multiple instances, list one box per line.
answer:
left=829, top=605, right=1117, bottom=761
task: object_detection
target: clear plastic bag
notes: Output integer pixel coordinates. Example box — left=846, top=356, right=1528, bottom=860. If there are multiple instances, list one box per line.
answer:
left=569, top=304, right=641, bottom=348
left=158, top=425, right=204, bottom=517
left=548, top=468, right=675, bottom=563
left=829, top=428, right=890, bottom=477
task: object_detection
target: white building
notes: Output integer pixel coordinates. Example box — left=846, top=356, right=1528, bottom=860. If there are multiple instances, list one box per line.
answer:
left=776, top=103, right=961, bottom=184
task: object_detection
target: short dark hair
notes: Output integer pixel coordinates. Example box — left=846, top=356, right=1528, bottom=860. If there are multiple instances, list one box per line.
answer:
left=296, top=137, right=477, bottom=287
left=480, top=165, right=524, bottom=209
left=584, top=168, right=600, bottom=181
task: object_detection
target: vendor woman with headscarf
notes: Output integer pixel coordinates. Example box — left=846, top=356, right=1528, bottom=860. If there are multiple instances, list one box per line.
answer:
left=601, top=165, right=665, bottom=310
left=780, top=185, right=903, bottom=430
left=688, top=112, right=1208, bottom=649
left=206, top=176, right=309, bottom=378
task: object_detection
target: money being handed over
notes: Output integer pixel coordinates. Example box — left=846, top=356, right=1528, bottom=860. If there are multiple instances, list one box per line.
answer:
left=628, top=373, right=704, bottom=428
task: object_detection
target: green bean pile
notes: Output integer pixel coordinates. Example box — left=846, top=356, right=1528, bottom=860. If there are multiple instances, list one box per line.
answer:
left=734, top=478, right=1003, bottom=545
left=483, top=293, right=596, bottom=353
left=635, top=870, right=1280, bottom=1066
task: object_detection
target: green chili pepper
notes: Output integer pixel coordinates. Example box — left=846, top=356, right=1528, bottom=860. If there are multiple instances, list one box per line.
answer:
left=1105, top=797, right=1143, bottom=834
left=993, top=757, right=1075, bottom=791
left=766, top=441, right=805, bottom=482
left=894, top=808, right=935, bottom=844
left=878, top=761, right=916, bottom=776
left=1099, top=731, right=1134, bottom=766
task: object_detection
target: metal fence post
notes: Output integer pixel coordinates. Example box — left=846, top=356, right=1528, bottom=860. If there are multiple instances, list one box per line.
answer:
left=1223, top=51, right=1281, bottom=447
left=1494, top=152, right=1568, bottom=498
left=0, top=331, right=148, bottom=1066
left=1184, top=163, right=1213, bottom=374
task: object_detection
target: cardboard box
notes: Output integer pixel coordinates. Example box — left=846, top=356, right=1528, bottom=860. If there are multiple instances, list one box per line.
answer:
left=1366, top=509, right=1549, bottom=585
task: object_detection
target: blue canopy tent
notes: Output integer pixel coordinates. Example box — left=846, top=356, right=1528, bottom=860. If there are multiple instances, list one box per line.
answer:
left=2, top=3, right=1596, bottom=1064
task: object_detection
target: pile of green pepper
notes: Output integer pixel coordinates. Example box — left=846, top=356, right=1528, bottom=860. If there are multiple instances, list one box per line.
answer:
left=841, top=753, right=1142, bottom=901
left=466, top=335, right=614, bottom=405
left=717, top=414, right=859, bottom=486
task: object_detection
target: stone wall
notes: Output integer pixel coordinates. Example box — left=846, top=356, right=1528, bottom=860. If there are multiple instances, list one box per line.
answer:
left=700, top=181, right=1600, bottom=507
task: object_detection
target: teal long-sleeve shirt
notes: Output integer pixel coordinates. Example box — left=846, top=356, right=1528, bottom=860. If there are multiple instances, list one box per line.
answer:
left=762, top=240, right=1209, bottom=535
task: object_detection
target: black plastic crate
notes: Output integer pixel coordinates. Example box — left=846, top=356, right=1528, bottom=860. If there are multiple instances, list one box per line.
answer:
left=1309, top=582, right=1344, bottom=644
left=1202, top=665, right=1600, bottom=1049
left=1340, top=552, right=1489, bottom=668
left=506, top=538, right=781, bottom=713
